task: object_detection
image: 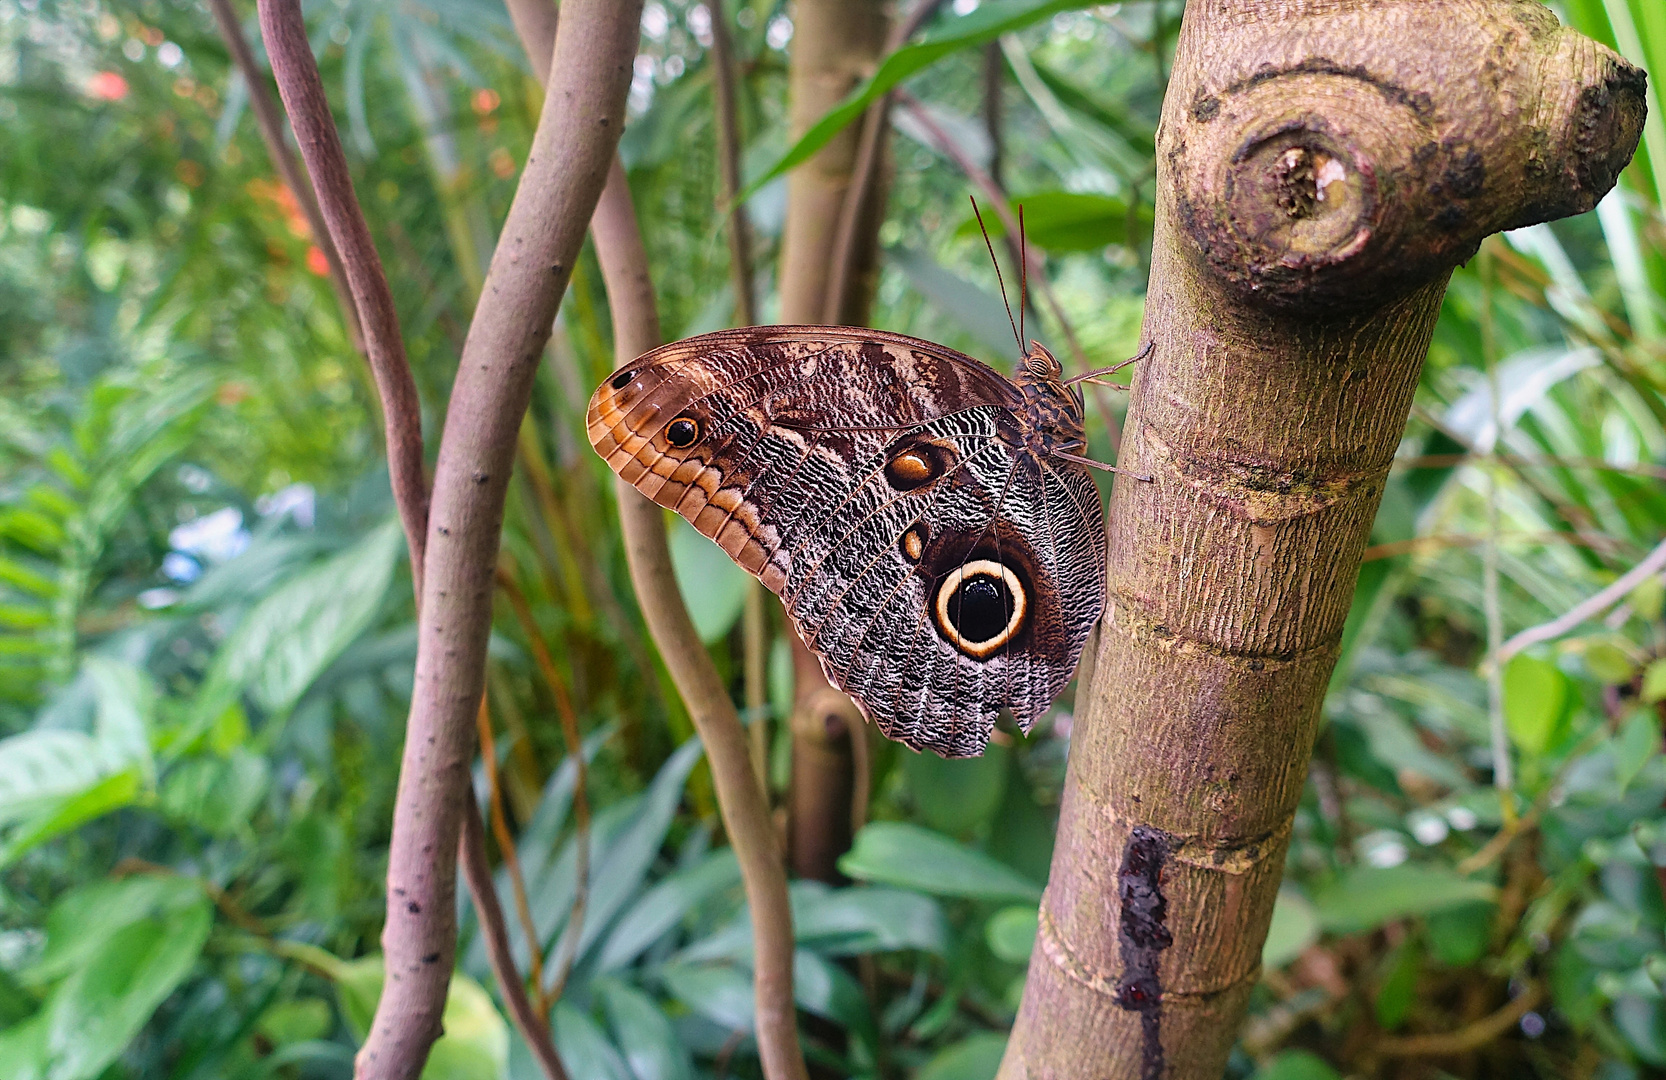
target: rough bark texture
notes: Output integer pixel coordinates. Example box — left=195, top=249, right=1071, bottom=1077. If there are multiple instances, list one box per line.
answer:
left=778, top=0, right=889, bottom=882
left=357, top=3, right=641, bottom=1075
left=1000, top=3, right=1644, bottom=1078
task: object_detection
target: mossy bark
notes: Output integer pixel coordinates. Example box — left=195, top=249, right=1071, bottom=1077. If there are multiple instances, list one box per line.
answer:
left=1001, top=2, right=1645, bottom=1077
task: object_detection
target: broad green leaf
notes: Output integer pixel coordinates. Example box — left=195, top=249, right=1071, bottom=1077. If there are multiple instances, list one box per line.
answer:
left=256, top=998, right=333, bottom=1046
left=668, top=517, right=749, bottom=643
left=985, top=905, right=1038, bottom=963
left=552, top=1002, right=632, bottom=1080
left=1642, top=659, right=1666, bottom=704
left=902, top=742, right=1008, bottom=837
left=795, top=886, right=948, bottom=956
left=1503, top=654, right=1570, bottom=754
left=544, top=737, right=703, bottom=969
left=838, top=822, right=1042, bottom=902
left=596, top=979, right=693, bottom=1080
left=1312, top=865, right=1497, bottom=934
left=1426, top=902, right=1494, bottom=966
left=1583, top=637, right=1639, bottom=685
left=331, top=955, right=509, bottom=1080
left=0, top=731, right=109, bottom=826
left=194, top=518, right=403, bottom=725
left=1262, top=889, right=1320, bottom=970
left=885, top=245, right=1019, bottom=357
left=595, top=848, right=741, bottom=972
left=26, top=874, right=205, bottom=986
left=35, top=879, right=211, bottom=1080
left=1615, top=709, right=1663, bottom=793
left=0, top=769, right=143, bottom=868
left=1253, top=1049, right=1343, bottom=1080
left=794, top=948, right=872, bottom=1035
left=953, top=190, right=1151, bottom=252
left=1375, top=939, right=1420, bottom=1030
left=657, top=962, right=755, bottom=1032
left=740, top=0, right=1094, bottom=202
left=916, top=1032, right=1006, bottom=1080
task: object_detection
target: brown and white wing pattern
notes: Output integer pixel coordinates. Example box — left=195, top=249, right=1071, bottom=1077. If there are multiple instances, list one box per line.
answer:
left=587, top=326, right=1105, bottom=758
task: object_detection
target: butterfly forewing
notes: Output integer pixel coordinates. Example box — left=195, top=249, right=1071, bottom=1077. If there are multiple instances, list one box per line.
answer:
left=587, top=325, right=1106, bottom=758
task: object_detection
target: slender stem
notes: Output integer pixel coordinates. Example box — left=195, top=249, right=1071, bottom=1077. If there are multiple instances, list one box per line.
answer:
left=326, top=0, right=641, bottom=1073
left=822, top=0, right=947, bottom=324
left=255, top=0, right=427, bottom=596
left=206, top=0, right=364, bottom=354
left=494, top=571, right=591, bottom=1011
left=475, top=695, right=546, bottom=1000
left=708, top=0, right=759, bottom=327
left=590, top=158, right=810, bottom=1080
left=1499, top=535, right=1666, bottom=661
left=459, top=796, right=569, bottom=1080
left=1375, top=985, right=1544, bottom=1057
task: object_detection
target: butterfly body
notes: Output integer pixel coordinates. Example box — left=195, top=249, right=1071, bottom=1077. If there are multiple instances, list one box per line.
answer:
left=588, top=326, right=1107, bottom=758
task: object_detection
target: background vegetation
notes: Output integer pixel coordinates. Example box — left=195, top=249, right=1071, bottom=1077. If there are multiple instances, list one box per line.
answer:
left=0, top=0, right=1662, bottom=1077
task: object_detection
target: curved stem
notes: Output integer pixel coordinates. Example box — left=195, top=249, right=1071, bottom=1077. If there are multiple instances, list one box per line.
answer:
left=590, top=159, right=810, bottom=1080
left=255, top=0, right=427, bottom=594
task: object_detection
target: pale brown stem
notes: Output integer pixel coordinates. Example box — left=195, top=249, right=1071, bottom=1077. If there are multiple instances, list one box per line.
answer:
left=1499, top=535, right=1666, bottom=661
left=1375, top=984, right=1544, bottom=1056
left=821, top=0, right=946, bottom=324
left=255, top=0, right=427, bottom=596
left=590, top=157, right=810, bottom=1080
left=459, top=796, right=568, bottom=1080
left=493, top=572, right=590, bottom=1010
left=345, top=0, right=641, bottom=1073
left=708, top=0, right=759, bottom=327
left=206, top=0, right=364, bottom=354
left=474, top=694, right=546, bottom=1001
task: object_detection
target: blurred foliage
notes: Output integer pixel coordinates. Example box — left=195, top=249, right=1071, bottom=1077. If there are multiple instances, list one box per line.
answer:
left=0, top=0, right=1662, bottom=1077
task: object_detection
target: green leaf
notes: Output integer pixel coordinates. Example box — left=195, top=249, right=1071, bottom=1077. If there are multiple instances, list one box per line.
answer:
left=193, top=518, right=403, bottom=725
left=1615, top=708, right=1662, bottom=793
left=916, top=1032, right=1007, bottom=1080
left=596, top=979, right=693, bottom=1080
left=658, top=962, right=755, bottom=1031
left=952, top=190, right=1152, bottom=252
left=1642, top=659, right=1666, bottom=704
left=553, top=1001, right=633, bottom=1080
left=1262, top=889, right=1321, bottom=969
left=24, top=873, right=206, bottom=985
left=34, top=879, right=211, bottom=1080
left=1252, top=1049, right=1343, bottom=1080
left=1425, top=901, right=1494, bottom=966
left=1503, top=654, right=1570, bottom=754
left=0, top=731, right=110, bottom=827
left=901, top=741, right=1008, bottom=837
left=794, top=948, right=873, bottom=1034
left=739, top=0, right=1093, bottom=202
left=1583, top=637, right=1639, bottom=685
left=594, top=849, right=741, bottom=972
left=1312, top=865, right=1497, bottom=934
left=1374, top=938, right=1420, bottom=1030
left=1632, top=575, right=1666, bottom=623
left=796, top=886, right=948, bottom=956
left=838, top=822, right=1042, bottom=902
left=0, top=769, right=143, bottom=867
left=668, top=516, right=751, bottom=643
left=985, top=905, right=1038, bottom=963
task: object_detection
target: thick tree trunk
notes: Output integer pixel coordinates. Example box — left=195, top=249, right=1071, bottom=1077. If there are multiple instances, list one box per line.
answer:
left=1000, top=3, right=1645, bottom=1078
left=777, top=0, right=890, bottom=881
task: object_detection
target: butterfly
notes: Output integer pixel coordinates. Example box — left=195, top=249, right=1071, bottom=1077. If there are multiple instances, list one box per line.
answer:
left=587, top=208, right=1144, bottom=757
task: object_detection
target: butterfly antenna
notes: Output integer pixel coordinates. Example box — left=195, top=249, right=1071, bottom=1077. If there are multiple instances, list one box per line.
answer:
left=970, top=196, right=1022, bottom=353
left=1018, top=203, right=1027, bottom=349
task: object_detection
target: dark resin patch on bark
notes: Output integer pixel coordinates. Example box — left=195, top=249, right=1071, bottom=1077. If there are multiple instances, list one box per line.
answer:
left=1114, top=826, right=1174, bottom=1080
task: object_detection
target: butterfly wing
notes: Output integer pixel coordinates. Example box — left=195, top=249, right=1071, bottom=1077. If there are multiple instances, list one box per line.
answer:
left=588, top=325, right=1105, bottom=757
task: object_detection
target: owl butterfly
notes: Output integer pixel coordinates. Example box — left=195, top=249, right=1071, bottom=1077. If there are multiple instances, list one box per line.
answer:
left=588, top=209, right=1144, bottom=757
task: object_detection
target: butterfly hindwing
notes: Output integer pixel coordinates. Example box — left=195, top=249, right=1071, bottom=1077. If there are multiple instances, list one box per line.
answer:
left=588, top=325, right=1107, bottom=758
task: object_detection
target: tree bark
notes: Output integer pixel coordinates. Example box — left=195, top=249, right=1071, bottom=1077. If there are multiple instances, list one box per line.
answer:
left=355, top=2, right=641, bottom=1075
left=1000, top=3, right=1645, bottom=1079
left=777, top=0, right=890, bottom=881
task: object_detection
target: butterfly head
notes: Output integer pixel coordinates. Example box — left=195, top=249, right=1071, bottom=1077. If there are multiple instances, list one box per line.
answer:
left=1020, top=340, right=1063, bottom=381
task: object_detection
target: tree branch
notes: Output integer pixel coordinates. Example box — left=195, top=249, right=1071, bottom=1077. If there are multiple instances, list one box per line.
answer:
left=206, top=0, right=364, bottom=354
left=708, top=0, right=758, bottom=327
left=1498, top=534, right=1666, bottom=662
left=255, top=0, right=427, bottom=593
left=459, top=795, right=568, bottom=1080
left=591, top=157, right=811, bottom=1080
left=343, top=0, right=642, bottom=1074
